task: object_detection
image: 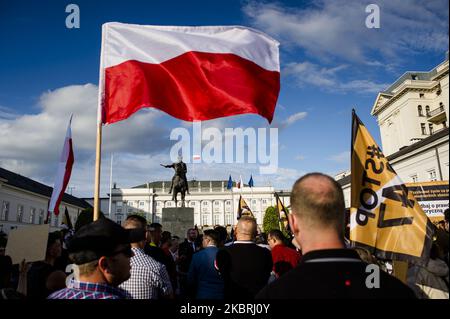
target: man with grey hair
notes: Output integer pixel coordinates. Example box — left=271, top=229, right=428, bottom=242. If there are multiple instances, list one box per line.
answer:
left=215, top=216, right=272, bottom=299
left=256, top=173, right=415, bottom=299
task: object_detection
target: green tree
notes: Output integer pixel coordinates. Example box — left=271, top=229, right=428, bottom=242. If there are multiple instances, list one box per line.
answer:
left=262, top=205, right=291, bottom=238
left=262, top=206, right=279, bottom=234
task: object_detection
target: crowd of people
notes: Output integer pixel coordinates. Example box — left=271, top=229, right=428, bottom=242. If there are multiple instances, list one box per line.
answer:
left=0, top=173, right=448, bottom=299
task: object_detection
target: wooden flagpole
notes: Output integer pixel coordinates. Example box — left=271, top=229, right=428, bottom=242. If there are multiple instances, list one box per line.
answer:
left=94, top=25, right=106, bottom=221
left=93, top=122, right=102, bottom=221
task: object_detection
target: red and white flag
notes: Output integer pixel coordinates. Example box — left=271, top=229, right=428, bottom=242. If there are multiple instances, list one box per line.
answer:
left=48, top=116, right=74, bottom=216
left=237, top=175, right=243, bottom=189
left=99, top=23, right=280, bottom=125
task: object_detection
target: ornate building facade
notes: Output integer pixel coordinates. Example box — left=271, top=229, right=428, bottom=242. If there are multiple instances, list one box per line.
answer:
left=86, top=180, right=291, bottom=228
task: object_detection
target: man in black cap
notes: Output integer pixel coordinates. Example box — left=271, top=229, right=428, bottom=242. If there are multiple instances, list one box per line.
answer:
left=48, top=218, right=136, bottom=299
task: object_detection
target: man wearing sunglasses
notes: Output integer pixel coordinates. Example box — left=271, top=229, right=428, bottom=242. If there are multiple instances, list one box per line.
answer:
left=48, top=217, right=137, bottom=299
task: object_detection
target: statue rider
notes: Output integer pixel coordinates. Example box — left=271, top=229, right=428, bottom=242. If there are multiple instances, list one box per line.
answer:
left=161, top=156, right=190, bottom=194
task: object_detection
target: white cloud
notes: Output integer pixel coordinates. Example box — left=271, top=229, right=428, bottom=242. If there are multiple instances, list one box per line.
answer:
left=272, top=111, right=308, bottom=130
left=265, top=167, right=305, bottom=189
left=0, top=84, right=303, bottom=197
left=0, top=84, right=173, bottom=197
left=295, top=155, right=306, bottom=161
left=328, top=151, right=350, bottom=164
left=0, top=106, right=19, bottom=120
left=284, top=61, right=389, bottom=93
left=282, top=112, right=308, bottom=127
left=243, top=0, right=448, bottom=63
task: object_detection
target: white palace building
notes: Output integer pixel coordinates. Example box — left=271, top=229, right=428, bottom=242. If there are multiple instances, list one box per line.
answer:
left=0, top=167, right=91, bottom=235
left=337, top=53, right=449, bottom=211
left=86, top=180, right=291, bottom=229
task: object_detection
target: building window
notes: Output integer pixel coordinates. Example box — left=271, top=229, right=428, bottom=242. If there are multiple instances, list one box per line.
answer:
left=189, top=201, right=196, bottom=207
left=17, top=205, right=24, bottom=222
left=116, top=215, right=123, bottom=225
left=225, top=214, right=233, bottom=226
left=202, top=214, right=209, bottom=226
left=225, top=200, right=231, bottom=206
left=252, top=199, right=257, bottom=204
left=411, top=74, right=418, bottom=80
left=419, top=93, right=424, bottom=98
left=30, top=208, right=36, bottom=224
left=429, top=123, right=434, bottom=135
left=214, top=201, right=220, bottom=206
left=421, top=123, right=426, bottom=135
left=262, top=199, right=268, bottom=205
left=213, top=214, right=220, bottom=226
left=418, top=105, right=423, bottom=116
left=425, top=105, right=430, bottom=116
left=116, top=201, right=123, bottom=207
left=139, top=201, right=145, bottom=207
left=202, top=201, right=208, bottom=207
left=1, top=201, right=9, bottom=221
left=410, top=175, right=418, bottom=183
left=39, top=209, right=45, bottom=224
left=428, top=169, right=437, bottom=182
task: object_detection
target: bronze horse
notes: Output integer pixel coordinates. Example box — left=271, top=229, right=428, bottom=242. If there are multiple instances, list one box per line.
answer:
left=171, top=175, right=188, bottom=207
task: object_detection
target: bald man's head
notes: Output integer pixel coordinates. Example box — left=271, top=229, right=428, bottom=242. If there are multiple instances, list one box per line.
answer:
left=236, top=216, right=257, bottom=241
left=290, top=173, right=345, bottom=236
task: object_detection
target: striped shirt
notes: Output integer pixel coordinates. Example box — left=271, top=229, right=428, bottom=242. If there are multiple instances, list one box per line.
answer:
left=119, top=247, right=173, bottom=299
left=48, top=279, right=128, bottom=299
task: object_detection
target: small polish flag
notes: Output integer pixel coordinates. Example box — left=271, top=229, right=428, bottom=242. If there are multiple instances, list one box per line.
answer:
left=237, top=175, right=243, bottom=189
left=48, top=115, right=74, bottom=216
left=193, top=154, right=201, bottom=161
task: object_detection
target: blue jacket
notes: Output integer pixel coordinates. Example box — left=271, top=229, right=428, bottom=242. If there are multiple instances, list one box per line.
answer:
left=187, top=246, right=224, bottom=299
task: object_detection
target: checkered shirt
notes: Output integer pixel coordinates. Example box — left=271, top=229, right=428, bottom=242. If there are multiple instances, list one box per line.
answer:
left=47, top=279, right=128, bottom=299
left=119, top=247, right=173, bottom=299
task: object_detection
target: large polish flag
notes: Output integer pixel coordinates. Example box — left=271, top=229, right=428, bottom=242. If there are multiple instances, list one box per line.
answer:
left=48, top=116, right=74, bottom=216
left=99, top=23, right=280, bottom=124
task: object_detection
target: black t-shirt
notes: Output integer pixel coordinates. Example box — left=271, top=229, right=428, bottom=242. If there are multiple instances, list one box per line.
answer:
left=216, top=242, right=273, bottom=299
left=256, top=249, right=416, bottom=299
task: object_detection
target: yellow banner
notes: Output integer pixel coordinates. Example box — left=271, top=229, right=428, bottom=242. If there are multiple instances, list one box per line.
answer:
left=276, top=194, right=291, bottom=235
left=237, top=195, right=254, bottom=219
left=350, top=111, right=433, bottom=264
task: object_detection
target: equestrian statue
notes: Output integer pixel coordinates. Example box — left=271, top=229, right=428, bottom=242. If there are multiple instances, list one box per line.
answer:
left=160, top=156, right=190, bottom=207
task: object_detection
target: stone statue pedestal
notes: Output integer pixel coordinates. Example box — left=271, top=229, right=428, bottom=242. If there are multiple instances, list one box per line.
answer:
left=161, top=207, right=194, bottom=239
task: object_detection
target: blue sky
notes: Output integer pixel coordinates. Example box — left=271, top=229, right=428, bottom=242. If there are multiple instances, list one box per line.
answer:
left=0, top=0, right=448, bottom=198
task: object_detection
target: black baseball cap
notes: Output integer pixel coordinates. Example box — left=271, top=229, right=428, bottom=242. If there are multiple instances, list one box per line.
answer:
left=67, top=217, right=144, bottom=264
